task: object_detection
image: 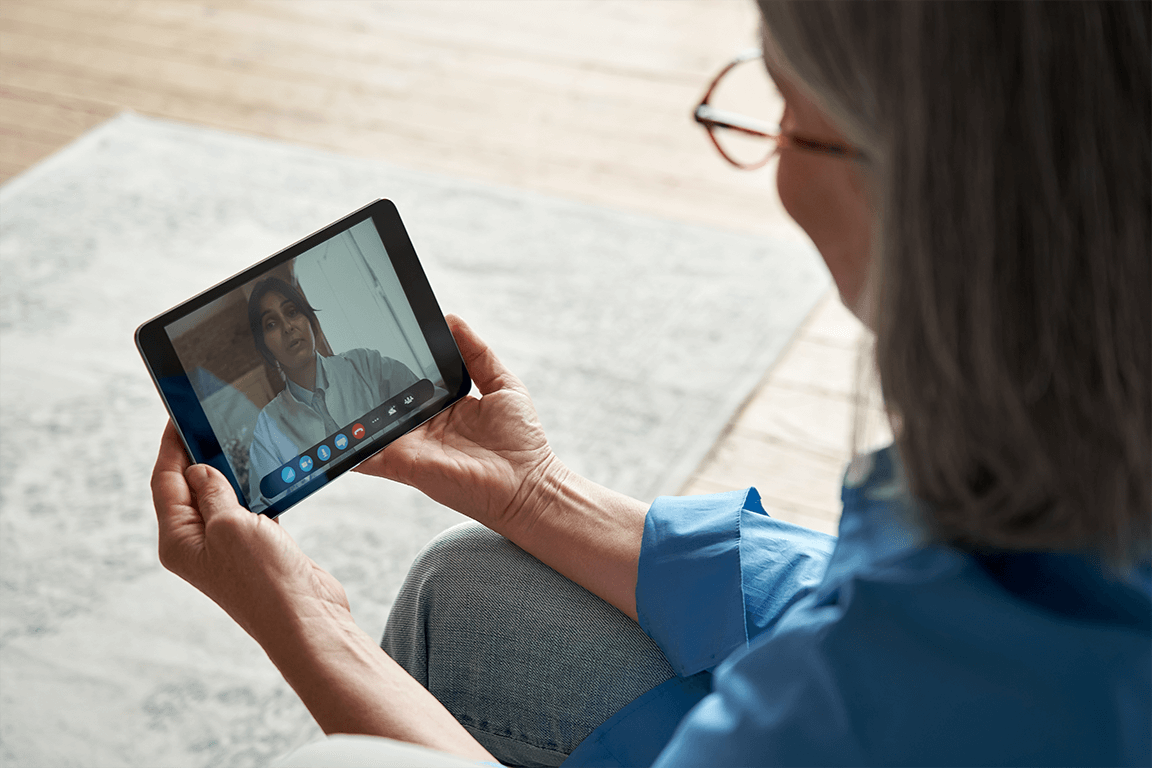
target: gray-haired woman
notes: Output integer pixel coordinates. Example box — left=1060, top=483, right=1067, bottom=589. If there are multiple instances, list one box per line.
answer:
left=152, top=2, right=1150, bottom=766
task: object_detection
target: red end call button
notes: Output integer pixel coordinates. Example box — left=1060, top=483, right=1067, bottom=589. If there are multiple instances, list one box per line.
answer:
left=351, top=423, right=365, bottom=440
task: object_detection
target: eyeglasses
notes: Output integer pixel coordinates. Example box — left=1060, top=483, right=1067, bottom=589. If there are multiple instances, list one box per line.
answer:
left=694, top=48, right=866, bottom=169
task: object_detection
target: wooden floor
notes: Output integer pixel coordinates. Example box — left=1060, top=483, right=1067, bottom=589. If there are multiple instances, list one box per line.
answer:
left=0, top=0, right=875, bottom=535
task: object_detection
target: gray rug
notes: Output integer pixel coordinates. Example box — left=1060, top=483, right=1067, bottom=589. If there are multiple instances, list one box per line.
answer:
left=0, top=113, right=827, bottom=768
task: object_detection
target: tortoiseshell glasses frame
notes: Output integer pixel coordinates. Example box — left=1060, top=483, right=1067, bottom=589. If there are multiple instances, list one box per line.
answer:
left=693, top=48, right=867, bottom=169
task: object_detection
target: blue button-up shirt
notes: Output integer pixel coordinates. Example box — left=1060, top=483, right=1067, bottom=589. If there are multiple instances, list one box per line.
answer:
left=566, top=446, right=1151, bottom=766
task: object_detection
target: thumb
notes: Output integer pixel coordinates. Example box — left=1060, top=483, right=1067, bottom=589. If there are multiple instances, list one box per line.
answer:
left=185, top=464, right=245, bottom=523
left=446, top=314, right=520, bottom=397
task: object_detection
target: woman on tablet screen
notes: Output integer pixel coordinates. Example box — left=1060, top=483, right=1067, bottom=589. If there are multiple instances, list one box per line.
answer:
left=153, top=3, right=1149, bottom=766
left=245, top=277, right=418, bottom=509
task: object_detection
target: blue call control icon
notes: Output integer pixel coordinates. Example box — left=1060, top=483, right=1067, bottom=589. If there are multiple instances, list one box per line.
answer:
left=281, top=466, right=296, bottom=484
left=334, top=433, right=349, bottom=450
left=316, top=444, right=331, bottom=462
left=299, top=455, right=313, bottom=473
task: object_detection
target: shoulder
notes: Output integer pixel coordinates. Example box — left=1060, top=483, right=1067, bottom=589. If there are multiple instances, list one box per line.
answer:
left=249, top=402, right=281, bottom=457
left=253, top=391, right=291, bottom=428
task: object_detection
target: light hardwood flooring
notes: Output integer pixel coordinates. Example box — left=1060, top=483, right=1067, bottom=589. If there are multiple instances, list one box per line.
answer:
left=0, top=0, right=875, bottom=534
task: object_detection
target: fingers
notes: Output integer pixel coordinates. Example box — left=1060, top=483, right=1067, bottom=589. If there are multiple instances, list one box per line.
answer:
left=353, top=424, right=423, bottom=482
left=446, top=314, right=519, bottom=397
left=152, top=421, right=195, bottom=536
left=154, top=420, right=191, bottom=477
left=185, top=463, right=246, bottom=524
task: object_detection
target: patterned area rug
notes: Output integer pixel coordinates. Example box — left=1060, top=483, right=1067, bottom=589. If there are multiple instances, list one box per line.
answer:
left=0, top=113, right=827, bottom=767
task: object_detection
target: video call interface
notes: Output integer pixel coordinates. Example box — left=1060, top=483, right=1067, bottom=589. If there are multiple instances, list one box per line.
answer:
left=165, top=219, right=445, bottom=513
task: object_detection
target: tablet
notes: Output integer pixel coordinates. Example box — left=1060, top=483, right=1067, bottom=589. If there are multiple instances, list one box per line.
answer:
left=136, top=199, right=471, bottom=517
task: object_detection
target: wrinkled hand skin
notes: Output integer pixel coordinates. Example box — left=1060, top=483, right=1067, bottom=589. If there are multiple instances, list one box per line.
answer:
left=148, top=316, right=573, bottom=762
left=151, top=423, right=352, bottom=642
left=151, top=315, right=563, bottom=638
left=151, top=417, right=502, bottom=762
left=150, top=315, right=639, bottom=761
left=354, top=314, right=568, bottom=539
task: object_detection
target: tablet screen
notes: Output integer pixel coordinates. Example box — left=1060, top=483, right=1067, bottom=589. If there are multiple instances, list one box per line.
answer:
left=139, top=201, right=468, bottom=516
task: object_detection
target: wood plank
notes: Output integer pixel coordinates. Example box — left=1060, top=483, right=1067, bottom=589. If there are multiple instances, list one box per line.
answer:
left=690, top=430, right=846, bottom=516
left=679, top=475, right=839, bottom=535
left=0, top=0, right=755, bottom=165
left=802, top=290, right=867, bottom=349
left=1, top=57, right=795, bottom=238
left=235, top=0, right=761, bottom=77
left=735, top=383, right=855, bottom=462
left=768, top=337, right=861, bottom=400
left=0, top=16, right=794, bottom=228
left=0, top=6, right=705, bottom=118
left=0, top=1, right=791, bottom=234
left=0, top=48, right=749, bottom=208
left=0, top=161, right=27, bottom=184
left=6, top=0, right=731, bottom=80
left=0, top=0, right=860, bottom=530
left=0, top=129, right=61, bottom=176
left=0, top=86, right=117, bottom=139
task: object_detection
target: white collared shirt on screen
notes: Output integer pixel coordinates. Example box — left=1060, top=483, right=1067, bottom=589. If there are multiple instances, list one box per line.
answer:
left=247, top=349, right=419, bottom=511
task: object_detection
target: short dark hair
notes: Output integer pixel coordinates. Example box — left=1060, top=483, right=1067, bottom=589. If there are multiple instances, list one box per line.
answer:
left=246, top=277, right=321, bottom=367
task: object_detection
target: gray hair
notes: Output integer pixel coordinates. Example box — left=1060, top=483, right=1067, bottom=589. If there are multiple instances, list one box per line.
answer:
left=758, top=1, right=1151, bottom=564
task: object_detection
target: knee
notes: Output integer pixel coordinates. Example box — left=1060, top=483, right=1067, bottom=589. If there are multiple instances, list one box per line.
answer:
left=388, top=521, right=529, bottom=632
left=405, top=521, right=520, bottom=597
left=384, top=522, right=548, bottom=674
left=416, top=520, right=511, bottom=567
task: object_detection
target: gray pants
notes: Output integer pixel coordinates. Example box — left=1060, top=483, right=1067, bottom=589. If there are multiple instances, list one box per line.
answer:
left=382, top=522, right=677, bottom=768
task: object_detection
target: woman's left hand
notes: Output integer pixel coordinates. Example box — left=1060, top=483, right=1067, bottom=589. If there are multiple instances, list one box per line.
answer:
left=151, top=421, right=350, bottom=643
left=150, top=422, right=501, bottom=761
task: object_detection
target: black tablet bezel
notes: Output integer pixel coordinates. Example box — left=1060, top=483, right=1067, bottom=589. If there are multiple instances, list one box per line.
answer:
left=135, top=199, right=471, bottom=517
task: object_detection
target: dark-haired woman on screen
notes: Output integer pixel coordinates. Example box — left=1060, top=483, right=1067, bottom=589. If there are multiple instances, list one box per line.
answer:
left=245, top=277, right=418, bottom=512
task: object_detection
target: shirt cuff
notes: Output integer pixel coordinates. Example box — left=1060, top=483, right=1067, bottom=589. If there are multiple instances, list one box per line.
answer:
left=636, top=489, right=757, bottom=677
left=636, top=488, right=838, bottom=678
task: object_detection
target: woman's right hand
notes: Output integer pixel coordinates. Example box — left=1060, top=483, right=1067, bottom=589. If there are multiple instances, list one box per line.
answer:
left=361, top=314, right=647, bottom=620
left=354, top=315, right=567, bottom=535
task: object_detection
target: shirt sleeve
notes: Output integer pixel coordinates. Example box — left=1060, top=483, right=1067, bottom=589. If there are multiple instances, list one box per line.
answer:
left=650, top=614, right=866, bottom=768
left=636, top=488, right=836, bottom=677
